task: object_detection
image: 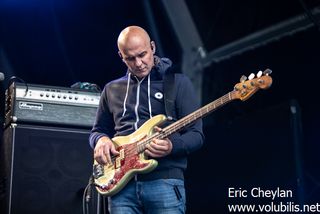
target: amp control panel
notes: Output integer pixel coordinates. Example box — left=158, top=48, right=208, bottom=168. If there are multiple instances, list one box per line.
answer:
left=5, top=82, right=101, bottom=128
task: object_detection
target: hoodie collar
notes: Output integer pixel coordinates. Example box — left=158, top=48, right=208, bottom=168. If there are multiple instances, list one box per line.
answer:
left=122, top=56, right=172, bottom=123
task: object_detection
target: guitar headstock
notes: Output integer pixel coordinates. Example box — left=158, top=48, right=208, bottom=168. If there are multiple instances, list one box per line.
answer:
left=233, top=69, right=273, bottom=101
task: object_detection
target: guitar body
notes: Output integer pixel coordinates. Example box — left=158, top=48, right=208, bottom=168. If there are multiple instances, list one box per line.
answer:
left=93, top=114, right=167, bottom=196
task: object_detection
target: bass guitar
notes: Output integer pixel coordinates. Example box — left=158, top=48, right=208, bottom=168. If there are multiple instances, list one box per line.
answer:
left=92, top=69, right=273, bottom=196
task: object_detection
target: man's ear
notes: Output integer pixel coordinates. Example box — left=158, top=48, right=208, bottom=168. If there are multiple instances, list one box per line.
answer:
left=118, top=51, right=123, bottom=59
left=150, top=41, right=156, bottom=54
left=118, top=51, right=125, bottom=62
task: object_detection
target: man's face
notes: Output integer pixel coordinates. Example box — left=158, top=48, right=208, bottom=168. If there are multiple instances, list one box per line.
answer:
left=119, top=36, right=155, bottom=79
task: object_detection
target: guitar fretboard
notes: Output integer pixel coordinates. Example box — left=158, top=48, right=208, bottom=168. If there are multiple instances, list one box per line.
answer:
left=137, top=91, right=237, bottom=153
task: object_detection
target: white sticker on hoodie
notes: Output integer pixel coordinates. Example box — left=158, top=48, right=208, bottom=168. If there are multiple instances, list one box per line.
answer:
left=155, top=92, right=163, bottom=99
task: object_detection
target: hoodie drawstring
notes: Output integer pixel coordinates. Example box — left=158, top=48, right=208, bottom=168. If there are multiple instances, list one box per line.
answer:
left=147, top=74, right=152, bottom=119
left=122, top=72, right=131, bottom=117
left=122, top=72, right=153, bottom=129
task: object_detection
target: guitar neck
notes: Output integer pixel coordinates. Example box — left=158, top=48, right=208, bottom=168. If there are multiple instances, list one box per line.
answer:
left=137, top=91, right=237, bottom=153
left=162, top=91, right=236, bottom=137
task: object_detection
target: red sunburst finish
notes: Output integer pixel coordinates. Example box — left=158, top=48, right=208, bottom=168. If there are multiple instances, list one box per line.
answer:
left=97, top=143, right=150, bottom=192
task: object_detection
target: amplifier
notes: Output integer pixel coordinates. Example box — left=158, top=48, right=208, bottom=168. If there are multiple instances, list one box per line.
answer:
left=4, top=82, right=101, bottom=129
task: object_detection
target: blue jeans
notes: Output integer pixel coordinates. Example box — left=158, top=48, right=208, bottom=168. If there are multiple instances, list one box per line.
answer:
left=108, top=179, right=186, bottom=214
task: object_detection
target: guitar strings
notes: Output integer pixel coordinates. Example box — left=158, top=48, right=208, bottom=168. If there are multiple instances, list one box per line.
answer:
left=107, top=91, right=235, bottom=164
left=104, top=77, right=266, bottom=163
left=118, top=78, right=267, bottom=159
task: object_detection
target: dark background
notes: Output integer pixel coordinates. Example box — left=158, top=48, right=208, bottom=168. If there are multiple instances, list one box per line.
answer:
left=1, top=0, right=320, bottom=213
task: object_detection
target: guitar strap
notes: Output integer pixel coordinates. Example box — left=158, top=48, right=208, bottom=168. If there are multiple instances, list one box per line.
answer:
left=163, top=66, right=178, bottom=121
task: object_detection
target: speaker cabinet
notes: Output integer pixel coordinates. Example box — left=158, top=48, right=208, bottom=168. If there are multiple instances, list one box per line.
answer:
left=0, top=124, right=95, bottom=214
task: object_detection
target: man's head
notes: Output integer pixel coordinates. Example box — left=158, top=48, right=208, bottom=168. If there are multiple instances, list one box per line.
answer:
left=117, top=26, right=156, bottom=78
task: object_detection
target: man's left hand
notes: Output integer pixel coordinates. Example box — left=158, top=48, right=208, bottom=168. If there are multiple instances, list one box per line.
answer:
left=145, top=127, right=172, bottom=158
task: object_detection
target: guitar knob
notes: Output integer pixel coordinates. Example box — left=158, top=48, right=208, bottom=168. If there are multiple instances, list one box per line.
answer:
left=109, top=179, right=115, bottom=185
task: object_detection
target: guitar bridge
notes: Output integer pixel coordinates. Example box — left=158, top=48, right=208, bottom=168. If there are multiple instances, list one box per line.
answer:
left=92, top=164, right=104, bottom=179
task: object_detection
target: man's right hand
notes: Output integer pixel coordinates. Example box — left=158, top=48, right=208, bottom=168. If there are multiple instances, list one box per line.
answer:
left=94, top=136, right=119, bottom=165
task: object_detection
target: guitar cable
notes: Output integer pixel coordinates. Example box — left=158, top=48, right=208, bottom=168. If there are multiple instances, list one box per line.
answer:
left=8, top=76, right=29, bottom=96
left=82, top=176, right=94, bottom=214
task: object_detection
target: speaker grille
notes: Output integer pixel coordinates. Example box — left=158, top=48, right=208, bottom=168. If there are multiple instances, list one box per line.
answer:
left=1, top=124, right=94, bottom=214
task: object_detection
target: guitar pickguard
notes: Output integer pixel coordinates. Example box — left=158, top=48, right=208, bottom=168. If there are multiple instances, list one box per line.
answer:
left=93, top=142, right=157, bottom=196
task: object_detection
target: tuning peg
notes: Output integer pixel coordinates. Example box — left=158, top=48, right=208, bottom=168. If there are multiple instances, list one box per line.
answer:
left=263, top=69, right=272, bottom=75
left=257, top=70, right=263, bottom=78
left=240, top=75, right=247, bottom=83
left=248, top=73, right=255, bottom=80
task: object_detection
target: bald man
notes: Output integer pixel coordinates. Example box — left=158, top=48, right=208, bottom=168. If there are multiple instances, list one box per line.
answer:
left=90, top=26, right=204, bottom=213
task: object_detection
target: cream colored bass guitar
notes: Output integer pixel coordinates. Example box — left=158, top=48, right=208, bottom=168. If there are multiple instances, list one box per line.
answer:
left=92, top=70, right=273, bottom=196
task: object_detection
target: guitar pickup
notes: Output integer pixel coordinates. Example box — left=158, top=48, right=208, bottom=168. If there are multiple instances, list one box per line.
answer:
left=92, top=164, right=104, bottom=179
left=115, top=149, right=125, bottom=169
left=119, top=149, right=124, bottom=159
